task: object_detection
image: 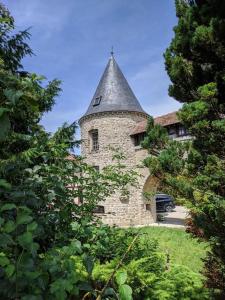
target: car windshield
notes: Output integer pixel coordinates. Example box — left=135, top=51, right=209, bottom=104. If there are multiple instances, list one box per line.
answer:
left=156, top=194, right=173, bottom=200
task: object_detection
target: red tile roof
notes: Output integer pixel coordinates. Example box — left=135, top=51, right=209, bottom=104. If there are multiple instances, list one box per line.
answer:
left=154, top=111, right=179, bottom=126
left=131, top=111, right=179, bottom=135
left=131, top=120, right=147, bottom=135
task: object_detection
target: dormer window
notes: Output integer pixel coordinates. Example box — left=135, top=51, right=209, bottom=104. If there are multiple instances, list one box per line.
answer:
left=93, top=96, right=102, bottom=106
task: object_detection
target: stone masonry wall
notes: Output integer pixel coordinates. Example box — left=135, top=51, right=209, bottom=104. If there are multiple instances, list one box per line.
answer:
left=79, top=111, right=156, bottom=227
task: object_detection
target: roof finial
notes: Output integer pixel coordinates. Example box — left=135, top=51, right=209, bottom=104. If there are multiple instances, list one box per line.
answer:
left=110, top=46, right=114, bottom=57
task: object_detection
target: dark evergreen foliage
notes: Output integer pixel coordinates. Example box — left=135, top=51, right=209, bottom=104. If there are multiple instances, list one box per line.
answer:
left=143, top=0, right=225, bottom=297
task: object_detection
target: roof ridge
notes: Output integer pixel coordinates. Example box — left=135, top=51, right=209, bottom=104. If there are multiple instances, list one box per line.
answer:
left=154, top=111, right=178, bottom=119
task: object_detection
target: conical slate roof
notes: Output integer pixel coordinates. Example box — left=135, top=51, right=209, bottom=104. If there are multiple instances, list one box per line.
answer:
left=81, top=54, right=147, bottom=119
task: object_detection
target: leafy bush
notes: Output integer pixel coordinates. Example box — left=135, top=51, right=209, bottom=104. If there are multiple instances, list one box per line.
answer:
left=0, top=4, right=137, bottom=299
left=92, top=231, right=209, bottom=300
left=143, top=0, right=225, bottom=296
left=0, top=3, right=212, bottom=299
left=148, top=265, right=209, bottom=300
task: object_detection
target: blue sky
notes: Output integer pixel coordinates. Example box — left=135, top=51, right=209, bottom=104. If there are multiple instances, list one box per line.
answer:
left=4, top=0, right=181, bottom=133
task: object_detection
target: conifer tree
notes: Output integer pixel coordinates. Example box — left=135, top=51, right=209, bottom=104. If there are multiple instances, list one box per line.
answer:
left=143, top=0, right=225, bottom=296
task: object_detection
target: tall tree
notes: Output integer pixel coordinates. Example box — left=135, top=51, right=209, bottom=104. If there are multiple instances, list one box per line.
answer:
left=143, top=0, right=225, bottom=297
left=0, top=4, right=137, bottom=298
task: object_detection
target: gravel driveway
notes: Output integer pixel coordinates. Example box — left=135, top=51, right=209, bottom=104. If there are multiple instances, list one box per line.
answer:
left=150, top=205, right=189, bottom=229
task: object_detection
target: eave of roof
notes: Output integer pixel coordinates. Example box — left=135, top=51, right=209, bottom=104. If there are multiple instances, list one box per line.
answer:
left=154, top=111, right=179, bottom=127
left=130, top=111, right=179, bottom=135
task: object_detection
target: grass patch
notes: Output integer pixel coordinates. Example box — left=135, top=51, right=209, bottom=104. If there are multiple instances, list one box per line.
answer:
left=133, top=227, right=208, bottom=274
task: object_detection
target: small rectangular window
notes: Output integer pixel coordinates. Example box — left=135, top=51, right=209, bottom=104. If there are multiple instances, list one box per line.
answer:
left=90, top=129, right=99, bottom=151
left=146, top=204, right=151, bottom=211
left=178, top=126, right=187, bottom=137
left=93, top=166, right=99, bottom=172
left=77, top=187, right=83, bottom=204
left=93, top=96, right=102, bottom=106
left=133, top=132, right=146, bottom=146
left=78, top=195, right=83, bottom=204
left=167, top=126, right=176, bottom=136
left=93, top=205, right=105, bottom=213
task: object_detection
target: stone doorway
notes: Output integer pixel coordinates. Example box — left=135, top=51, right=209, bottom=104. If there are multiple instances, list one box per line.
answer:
left=143, top=175, right=160, bottom=222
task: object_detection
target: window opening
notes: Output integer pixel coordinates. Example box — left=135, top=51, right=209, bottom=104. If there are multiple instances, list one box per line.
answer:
left=93, top=96, right=102, bottom=106
left=167, top=126, right=176, bottom=136
left=93, top=205, right=105, bottom=213
left=133, top=132, right=146, bottom=146
left=178, top=126, right=187, bottom=137
left=93, top=166, right=100, bottom=172
left=146, top=204, right=151, bottom=211
left=90, top=129, right=99, bottom=151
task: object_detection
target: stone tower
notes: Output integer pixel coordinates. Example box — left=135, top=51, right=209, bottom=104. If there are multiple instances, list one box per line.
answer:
left=79, top=53, right=156, bottom=227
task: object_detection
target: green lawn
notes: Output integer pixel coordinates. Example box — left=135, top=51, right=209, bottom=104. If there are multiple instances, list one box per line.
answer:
left=134, top=227, right=208, bottom=274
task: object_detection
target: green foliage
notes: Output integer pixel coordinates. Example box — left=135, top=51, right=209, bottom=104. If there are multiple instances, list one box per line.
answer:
left=0, top=3, right=213, bottom=299
left=138, top=227, right=208, bottom=274
left=116, top=270, right=128, bottom=285
left=0, top=4, right=138, bottom=299
left=141, top=117, right=169, bottom=153
left=115, top=270, right=133, bottom=300
left=119, top=284, right=132, bottom=300
left=92, top=231, right=209, bottom=300
left=143, top=0, right=225, bottom=296
left=0, top=3, right=33, bottom=72
left=148, top=265, right=209, bottom=300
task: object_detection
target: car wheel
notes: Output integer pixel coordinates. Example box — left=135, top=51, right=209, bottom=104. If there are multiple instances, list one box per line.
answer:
left=165, top=204, right=173, bottom=212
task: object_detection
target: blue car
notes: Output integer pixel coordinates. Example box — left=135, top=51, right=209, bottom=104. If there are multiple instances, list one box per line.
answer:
left=155, top=194, right=175, bottom=212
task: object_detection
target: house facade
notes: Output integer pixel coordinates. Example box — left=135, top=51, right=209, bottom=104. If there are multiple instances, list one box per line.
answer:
left=79, top=54, right=189, bottom=227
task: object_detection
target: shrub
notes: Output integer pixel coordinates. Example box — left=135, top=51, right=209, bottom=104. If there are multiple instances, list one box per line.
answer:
left=91, top=230, right=209, bottom=300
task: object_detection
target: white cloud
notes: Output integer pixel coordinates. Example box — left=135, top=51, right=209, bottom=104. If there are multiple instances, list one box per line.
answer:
left=3, top=0, right=74, bottom=42
left=130, top=58, right=181, bottom=116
